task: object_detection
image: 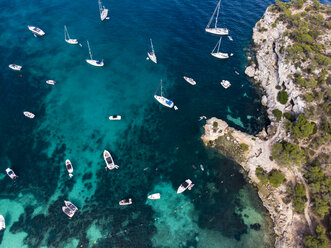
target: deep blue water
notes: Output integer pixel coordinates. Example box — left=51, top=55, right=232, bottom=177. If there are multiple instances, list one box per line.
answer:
left=0, top=0, right=293, bottom=247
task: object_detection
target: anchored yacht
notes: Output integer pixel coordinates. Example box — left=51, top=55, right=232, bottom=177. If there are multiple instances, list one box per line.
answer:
left=9, top=64, right=22, bottom=71
left=6, top=168, right=18, bottom=180
left=28, top=26, right=45, bottom=36
left=119, top=198, right=132, bottom=206
left=177, top=179, right=193, bottom=194
left=65, top=159, right=73, bottom=178
left=103, top=150, right=119, bottom=170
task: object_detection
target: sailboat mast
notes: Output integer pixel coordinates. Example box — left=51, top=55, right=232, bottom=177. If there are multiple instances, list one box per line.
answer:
left=160, top=80, right=163, bottom=97
left=150, top=39, right=154, bottom=53
left=215, top=1, right=221, bottom=28
left=87, top=41, right=93, bottom=60
left=98, top=0, right=103, bottom=15
left=206, top=0, right=219, bottom=29
left=217, top=37, right=222, bottom=53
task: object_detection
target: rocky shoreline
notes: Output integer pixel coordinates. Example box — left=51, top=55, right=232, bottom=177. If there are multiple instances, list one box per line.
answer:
left=201, top=3, right=319, bottom=248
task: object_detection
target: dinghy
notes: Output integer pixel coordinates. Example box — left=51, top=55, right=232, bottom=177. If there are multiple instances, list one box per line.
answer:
left=46, top=80, right=56, bottom=85
left=177, top=179, right=193, bottom=194
left=154, top=80, right=176, bottom=109
left=147, top=39, right=157, bottom=63
left=0, top=215, right=5, bottom=230
left=103, top=150, right=119, bottom=170
left=98, top=0, right=109, bottom=21
left=62, top=206, right=75, bottom=218
left=6, top=168, right=18, bottom=180
left=23, top=111, right=35, bottom=119
left=148, top=193, right=161, bottom=200
left=119, top=198, right=132, bottom=206
left=9, top=64, right=22, bottom=71
left=65, top=159, right=73, bottom=178
left=205, top=0, right=228, bottom=35
left=200, top=164, right=205, bottom=171
left=109, top=115, right=121, bottom=120
left=64, top=201, right=78, bottom=212
left=64, top=25, right=78, bottom=45
left=183, top=76, right=196, bottom=85
left=220, top=80, right=231, bottom=89
left=211, top=37, right=229, bottom=59
left=28, top=26, right=45, bottom=36
left=86, top=41, right=104, bottom=66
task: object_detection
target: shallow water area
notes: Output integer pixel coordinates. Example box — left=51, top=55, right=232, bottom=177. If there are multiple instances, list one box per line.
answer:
left=0, top=0, right=299, bottom=247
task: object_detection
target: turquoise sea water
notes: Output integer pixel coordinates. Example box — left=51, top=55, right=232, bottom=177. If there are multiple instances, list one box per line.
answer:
left=0, top=0, right=305, bottom=247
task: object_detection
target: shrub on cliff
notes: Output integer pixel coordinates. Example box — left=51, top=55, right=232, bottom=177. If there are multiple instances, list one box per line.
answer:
left=293, top=0, right=304, bottom=9
left=277, top=90, right=289, bottom=104
left=268, top=170, right=285, bottom=188
left=272, top=109, right=282, bottom=122
left=292, top=183, right=306, bottom=213
left=272, top=141, right=306, bottom=166
left=304, top=225, right=328, bottom=248
left=315, top=53, right=331, bottom=66
left=256, top=166, right=268, bottom=184
left=293, top=114, right=316, bottom=139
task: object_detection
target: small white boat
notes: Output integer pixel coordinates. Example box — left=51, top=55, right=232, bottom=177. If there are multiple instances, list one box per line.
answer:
left=46, top=80, right=56, bottom=85
left=27, top=26, right=45, bottom=36
left=211, top=37, right=229, bottom=59
left=228, top=36, right=233, bottom=41
left=64, top=201, right=78, bottom=212
left=148, top=193, right=161, bottom=200
left=0, top=215, right=5, bottom=230
left=9, top=64, right=22, bottom=71
left=177, top=179, right=193, bottom=194
left=235, top=71, right=239, bottom=75
left=109, top=115, right=121, bottom=120
left=23, top=111, right=35, bottom=119
left=98, top=0, right=109, bottom=21
left=65, top=159, right=73, bottom=178
left=183, top=76, right=196, bottom=85
left=103, top=150, right=119, bottom=170
left=86, top=41, right=104, bottom=67
left=119, top=198, right=132, bottom=206
left=220, top=80, right=231, bottom=89
left=6, top=168, right=18, bottom=180
left=64, top=25, right=78, bottom=45
left=205, top=0, right=229, bottom=35
left=154, top=80, right=175, bottom=109
left=147, top=39, right=157, bottom=64
left=200, top=164, right=205, bottom=171
left=62, top=206, right=75, bottom=218
left=199, top=116, right=207, bottom=121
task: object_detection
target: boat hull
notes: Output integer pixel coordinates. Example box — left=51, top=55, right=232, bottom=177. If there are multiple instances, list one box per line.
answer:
left=183, top=77, right=196, bottom=85
left=119, top=199, right=132, bottom=205
left=154, top=95, right=174, bottom=108
left=100, top=9, right=109, bottom=21
left=23, top=111, right=35, bottom=118
left=109, top=115, right=121, bottom=120
left=28, top=26, right=45, bottom=36
left=0, top=215, right=5, bottom=230
left=205, top=28, right=229, bottom=35
left=148, top=193, right=161, bottom=199
left=86, top=59, right=104, bottom=67
left=103, top=150, right=119, bottom=170
left=9, top=64, right=22, bottom=71
left=65, top=39, right=78, bottom=45
left=6, top=168, right=17, bottom=179
left=211, top=52, right=229, bottom=59
left=147, top=52, right=157, bottom=63
left=46, top=80, right=56, bottom=85
left=65, top=160, right=73, bottom=174
left=62, top=206, right=75, bottom=218
left=177, top=179, right=193, bottom=194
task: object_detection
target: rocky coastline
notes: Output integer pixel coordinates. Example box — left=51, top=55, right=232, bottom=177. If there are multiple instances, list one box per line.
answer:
left=201, top=2, right=327, bottom=247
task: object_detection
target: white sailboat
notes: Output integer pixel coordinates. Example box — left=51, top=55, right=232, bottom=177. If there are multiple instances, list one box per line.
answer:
left=154, top=80, right=177, bottom=109
left=211, top=37, right=229, bottom=59
left=98, top=0, right=109, bottom=21
left=205, top=0, right=228, bottom=35
left=0, top=215, right=5, bottom=230
left=64, top=25, right=78, bottom=45
left=147, top=39, right=157, bottom=63
left=86, top=41, right=104, bottom=67
left=27, top=26, right=45, bottom=36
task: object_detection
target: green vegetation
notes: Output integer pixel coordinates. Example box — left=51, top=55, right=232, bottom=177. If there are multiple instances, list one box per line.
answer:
left=277, top=90, right=288, bottom=104
left=292, top=183, right=306, bottom=213
left=303, top=225, right=328, bottom=248
left=255, top=166, right=269, bottom=184
left=272, top=109, right=283, bottom=122
left=268, top=170, right=285, bottom=188
left=292, top=114, right=315, bottom=139
left=283, top=112, right=295, bottom=121
left=239, top=143, right=249, bottom=152
left=272, top=141, right=306, bottom=166
left=213, top=121, right=218, bottom=128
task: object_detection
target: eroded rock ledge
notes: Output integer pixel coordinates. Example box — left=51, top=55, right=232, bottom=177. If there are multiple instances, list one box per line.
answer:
left=201, top=118, right=306, bottom=248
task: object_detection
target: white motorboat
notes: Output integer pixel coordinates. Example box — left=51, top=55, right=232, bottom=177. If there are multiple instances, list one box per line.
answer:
left=205, top=0, right=229, bottom=35
left=65, top=159, right=73, bottom=178
left=177, top=179, right=193, bottom=194
left=62, top=206, right=75, bottom=218
left=119, top=198, right=132, bottom=206
left=23, top=111, right=35, bottom=119
left=27, top=26, right=45, bottom=36
left=9, top=64, right=22, bottom=71
left=0, top=215, right=5, bottom=230
left=46, top=80, right=56, bottom=85
left=220, top=80, right=231, bottom=89
left=6, top=168, right=18, bottom=180
left=154, top=80, right=175, bottom=109
left=98, top=0, right=109, bottom=21
left=228, top=36, right=233, bottom=41
left=109, top=115, right=121, bottom=120
left=64, top=201, right=78, bottom=212
left=148, top=193, right=161, bottom=200
left=103, top=150, right=119, bottom=170
left=200, top=164, right=205, bottom=171
left=183, top=76, right=196, bottom=85
left=147, top=39, right=157, bottom=63
left=211, top=37, right=229, bottom=59
left=86, top=41, right=104, bottom=67
left=64, top=25, right=78, bottom=45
